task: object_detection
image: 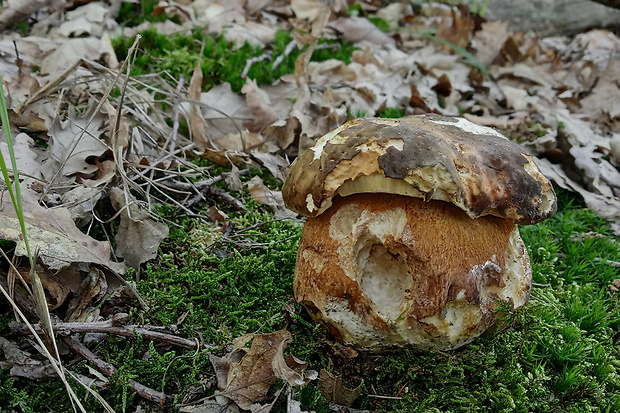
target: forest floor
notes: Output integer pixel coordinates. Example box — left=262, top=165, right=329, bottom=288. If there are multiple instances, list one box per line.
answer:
left=0, top=0, right=620, bottom=412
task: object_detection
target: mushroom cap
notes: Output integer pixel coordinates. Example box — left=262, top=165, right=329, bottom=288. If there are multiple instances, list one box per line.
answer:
left=282, top=114, right=557, bottom=225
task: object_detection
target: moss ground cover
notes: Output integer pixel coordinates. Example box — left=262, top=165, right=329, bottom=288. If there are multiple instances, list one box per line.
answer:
left=112, top=28, right=356, bottom=93
left=3, top=178, right=619, bottom=412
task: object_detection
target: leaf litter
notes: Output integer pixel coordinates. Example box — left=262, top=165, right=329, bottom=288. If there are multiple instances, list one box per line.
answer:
left=0, top=0, right=619, bottom=411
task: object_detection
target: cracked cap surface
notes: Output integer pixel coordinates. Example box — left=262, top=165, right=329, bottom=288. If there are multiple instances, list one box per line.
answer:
left=282, top=114, right=557, bottom=224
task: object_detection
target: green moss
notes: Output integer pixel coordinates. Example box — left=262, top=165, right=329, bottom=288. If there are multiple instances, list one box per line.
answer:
left=112, top=29, right=356, bottom=93
left=0, top=369, right=106, bottom=413
left=0, top=372, right=30, bottom=412
left=2, top=183, right=619, bottom=412
left=117, top=0, right=170, bottom=27
left=139, top=211, right=301, bottom=342
left=368, top=16, right=391, bottom=32
left=376, top=107, right=407, bottom=118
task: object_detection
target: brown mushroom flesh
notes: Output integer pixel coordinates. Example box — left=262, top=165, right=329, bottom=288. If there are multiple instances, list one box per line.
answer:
left=295, top=193, right=531, bottom=350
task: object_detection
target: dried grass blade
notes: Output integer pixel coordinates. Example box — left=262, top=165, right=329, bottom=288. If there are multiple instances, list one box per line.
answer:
left=0, top=281, right=87, bottom=413
left=41, top=34, right=143, bottom=200
left=0, top=74, right=86, bottom=413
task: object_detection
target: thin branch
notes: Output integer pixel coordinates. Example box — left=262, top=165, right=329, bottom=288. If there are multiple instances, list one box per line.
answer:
left=200, top=187, right=249, bottom=213
left=62, top=336, right=175, bottom=406
left=9, top=313, right=213, bottom=350
left=163, top=169, right=250, bottom=193
left=165, top=75, right=185, bottom=154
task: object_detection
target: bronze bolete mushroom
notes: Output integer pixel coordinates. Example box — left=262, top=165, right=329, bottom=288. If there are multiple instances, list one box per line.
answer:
left=282, top=114, right=557, bottom=351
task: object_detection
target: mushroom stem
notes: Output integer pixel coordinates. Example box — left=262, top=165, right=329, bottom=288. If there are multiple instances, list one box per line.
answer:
left=294, top=193, right=531, bottom=350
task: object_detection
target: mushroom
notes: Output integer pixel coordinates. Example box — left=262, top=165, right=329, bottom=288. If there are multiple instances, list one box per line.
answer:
left=282, top=114, right=557, bottom=351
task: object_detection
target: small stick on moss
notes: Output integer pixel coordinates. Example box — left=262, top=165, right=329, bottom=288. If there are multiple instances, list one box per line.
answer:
left=272, top=40, right=298, bottom=71
left=10, top=313, right=213, bottom=350
left=61, top=335, right=175, bottom=406
left=162, top=169, right=250, bottom=193
left=198, top=186, right=248, bottom=213
left=157, top=170, right=250, bottom=199
left=242, top=54, right=269, bottom=78
left=184, top=184, right=249, bottom=213
left=183, top=169, right=251, bottom=210
left=367, top=394, right=404, bottom=400
left=166, top=75, right=185, bottom=154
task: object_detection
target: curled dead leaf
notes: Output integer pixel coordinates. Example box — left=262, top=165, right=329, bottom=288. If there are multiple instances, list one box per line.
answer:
left=0, top=187, right=124, bottom=274
left=60, top=186, right=102, bottom=227
left=242, top=78, right=280, bottom=132
left=188, top=63, right=214, bottom=151
left=247, top=176, right=297, bottom=219
left=109, top=187, right=169, bottom=270
left=65, top=267, right=107, bottom=321
left=45, top=104, right=110, bottom=180
left=318, top=369, right=362, bottom=407
left=210, top=330, right=315, bottom=411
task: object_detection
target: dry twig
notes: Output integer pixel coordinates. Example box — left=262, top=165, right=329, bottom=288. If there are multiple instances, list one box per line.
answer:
left=9, top=313, right=211, bottom=350
left=62, top=335, right=175, bottom=406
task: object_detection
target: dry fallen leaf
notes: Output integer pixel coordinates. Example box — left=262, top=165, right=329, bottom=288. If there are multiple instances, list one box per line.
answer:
left=0, top=187, right=124, bottom=273
left=60, top=186, right=102, bottom=227
left=109, top=187, right=170, bottom=270
left=45, top=104, right=109, bottom=180
left=291, top=0, right=326, bottom=20
left=611, top=133, right=620, bottom=165
left=473, top=21, right=510, bottom=66
left=38, top=38, right=103, bottom=74
left=208, top=206, right=229, bottom=222
left=329, top=17, right=395, bottom=46
left=188, top=61, right=214, bottom=151
left=65, top=267, right=107, bottom=321
left=318, top=369, right=362, bottom=407
left=250, top=151, right=289, bottom=182
left=211, top=330, right=315, bottom=411
left=0, top=0, right=55, bottom=32
left=0, top=336, right=56, bottom=381
left=0, top=133, right=42, bottom=180
left=18, top=265, right=69, bottom=310
left=57, top=2, right=116, bottom=38
left=242, top=78, right=280, bottom=132
left=536, top=158, right=620, bottom=234
left=183, top=82, right=253, bottom=147
left=580, top=56, right=620, bottom=122
left=223, top=331, right=284, bottom=409
left=436, top=7, right=475, bottom=51
left=247, top=176, right=297, bottom=219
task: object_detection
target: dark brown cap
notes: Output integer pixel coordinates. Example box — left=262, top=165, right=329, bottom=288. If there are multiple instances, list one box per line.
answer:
left=282, top=114, right=557, bottom=225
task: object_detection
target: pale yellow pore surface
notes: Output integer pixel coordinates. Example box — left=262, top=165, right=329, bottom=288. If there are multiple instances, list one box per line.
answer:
left=320, top=138, right=461, bottom=215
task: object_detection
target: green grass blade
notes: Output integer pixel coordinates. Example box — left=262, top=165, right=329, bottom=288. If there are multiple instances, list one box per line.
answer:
left=392, top=26, right=490, bottom=79
left=0, top=75, right=33, bottom=267
left=0, top=79, right=18, bottom=206
left=422, top=33, right=490, bottom=79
